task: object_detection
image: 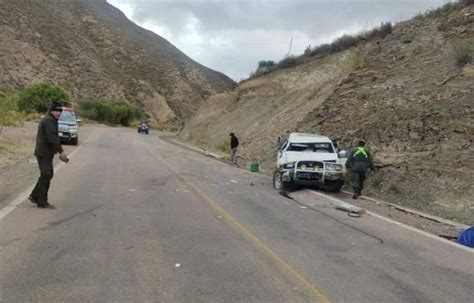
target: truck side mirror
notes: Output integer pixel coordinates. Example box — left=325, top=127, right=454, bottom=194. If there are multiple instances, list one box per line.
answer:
left=76, top=119, right=82, bottom=125
left=338, top=150, right=347, bottom=158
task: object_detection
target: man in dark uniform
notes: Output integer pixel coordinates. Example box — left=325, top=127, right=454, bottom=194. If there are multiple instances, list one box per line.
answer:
left=29, top=101, right=69, bottom=209
left=229, top=133, right=239, bottom=164
left=345, top=140, right=375, bottom=199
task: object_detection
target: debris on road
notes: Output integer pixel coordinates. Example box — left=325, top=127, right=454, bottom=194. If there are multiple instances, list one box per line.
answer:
left=457, top=226, right=474, bottom=248
left=334, top=201, right=366, bottom=217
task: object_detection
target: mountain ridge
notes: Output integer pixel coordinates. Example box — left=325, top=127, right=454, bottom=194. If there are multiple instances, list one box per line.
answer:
left=0, top=0, right=235, bottom=126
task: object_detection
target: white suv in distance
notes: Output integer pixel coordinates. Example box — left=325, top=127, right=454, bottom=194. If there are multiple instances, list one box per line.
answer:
left=58, top=108, right=80, bottom=145
left=273, top=133, right=346, bottom=192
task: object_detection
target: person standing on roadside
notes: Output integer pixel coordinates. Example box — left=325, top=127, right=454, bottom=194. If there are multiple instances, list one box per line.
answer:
left=29, top=101, right=69, bottom=209
left=229, top=133, right=239, bottom=164
left=345, top=140, right=375, bottom=199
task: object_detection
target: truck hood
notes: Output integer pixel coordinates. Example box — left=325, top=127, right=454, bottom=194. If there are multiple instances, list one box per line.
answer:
left=59, top=121, right=77, bottom=126
left=283, top=152, right=337, bottom=163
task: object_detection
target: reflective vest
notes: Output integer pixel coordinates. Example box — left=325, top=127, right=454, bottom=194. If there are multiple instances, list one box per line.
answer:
left=353, top=147, right=368, bottom=158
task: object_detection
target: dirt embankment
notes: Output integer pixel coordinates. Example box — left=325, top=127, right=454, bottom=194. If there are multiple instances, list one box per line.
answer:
left=0, top=123, right=38, bottom=204
left=181, top=6, right=474, bottom=225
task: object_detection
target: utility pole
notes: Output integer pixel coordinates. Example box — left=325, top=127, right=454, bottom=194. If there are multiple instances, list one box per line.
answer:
left=287, top=36, right=293, bottom=57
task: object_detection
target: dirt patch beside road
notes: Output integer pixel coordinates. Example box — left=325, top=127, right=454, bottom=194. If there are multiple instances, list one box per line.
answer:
left=0, top=123, right=95, bottom=207
left=0, top=122, right=38, bottom=205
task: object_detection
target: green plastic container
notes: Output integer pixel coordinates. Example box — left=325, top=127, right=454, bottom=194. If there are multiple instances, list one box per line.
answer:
left=250, top=160, right=260, bottom=172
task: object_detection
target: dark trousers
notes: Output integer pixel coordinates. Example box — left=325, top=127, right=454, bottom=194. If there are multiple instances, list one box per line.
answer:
left=351, top=171, right=366, bottom=195
left=30, top=155, right=54, bottom=206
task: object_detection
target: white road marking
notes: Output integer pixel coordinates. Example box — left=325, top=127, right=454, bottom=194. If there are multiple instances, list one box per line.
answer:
left=308, top=190, right=473, bottom=253
left=0, top=129, right=96, bottom=221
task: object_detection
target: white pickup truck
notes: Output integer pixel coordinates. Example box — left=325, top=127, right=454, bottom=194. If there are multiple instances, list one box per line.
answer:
left=273, top=133, right=347, bottom=192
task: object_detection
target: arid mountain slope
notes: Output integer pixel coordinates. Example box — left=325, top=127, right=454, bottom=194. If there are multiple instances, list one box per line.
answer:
left=0, top=0, right=235, bottom=125
left=182, top=5, right=474, bottom=224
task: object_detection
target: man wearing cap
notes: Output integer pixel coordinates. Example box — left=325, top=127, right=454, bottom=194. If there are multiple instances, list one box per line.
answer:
left=345, top=140, right=375, bottom=199
left=29, top=101, right=69, bottom=209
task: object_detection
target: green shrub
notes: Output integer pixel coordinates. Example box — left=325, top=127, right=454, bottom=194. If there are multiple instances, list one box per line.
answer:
left=17, top=83, right=70, bottom=113
left=258, top=60, right=275, bottom=69
left=0, top=91, right=24, bottom=127
left=78, top=99, right=143, bottom=126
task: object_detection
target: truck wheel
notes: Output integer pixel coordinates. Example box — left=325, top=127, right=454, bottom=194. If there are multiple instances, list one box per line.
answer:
left=322, top=180, right=344, bottom=192
left=71, top=137, right=78, bottom=145
left=273, top=170, right=289, bottom=190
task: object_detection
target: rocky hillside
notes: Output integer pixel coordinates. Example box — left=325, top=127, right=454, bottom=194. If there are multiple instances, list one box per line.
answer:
left=0, top=0, right=235, bottom=126
left=182, top=4, right=474, bottom=224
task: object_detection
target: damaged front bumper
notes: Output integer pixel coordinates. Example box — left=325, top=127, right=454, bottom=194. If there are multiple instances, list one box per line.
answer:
left=280, top=161, right=344, bottom=185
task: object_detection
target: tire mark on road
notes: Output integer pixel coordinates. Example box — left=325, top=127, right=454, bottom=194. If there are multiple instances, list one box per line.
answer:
left=39, top=206, right=102, bottom=231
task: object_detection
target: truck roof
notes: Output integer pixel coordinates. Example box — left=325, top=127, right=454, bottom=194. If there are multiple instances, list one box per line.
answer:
left=288, top=132, right=332, bottom=144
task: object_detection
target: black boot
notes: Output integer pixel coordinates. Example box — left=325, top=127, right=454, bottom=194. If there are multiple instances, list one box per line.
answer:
left=352, top=188, right=359, bottom=199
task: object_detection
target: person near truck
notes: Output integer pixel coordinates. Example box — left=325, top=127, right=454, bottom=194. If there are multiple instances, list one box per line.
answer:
left=229, top=133, right=239, bottom=164
left=345, top=140, right=375, bottom=199
left=29, top=101, right=69, bottom=209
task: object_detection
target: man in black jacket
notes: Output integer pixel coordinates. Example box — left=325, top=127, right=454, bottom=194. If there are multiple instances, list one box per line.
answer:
left=29, top=101, right=69, bottom=209
left=229, top=133, right=239, bottom=164
left=345, top=141, right=375, bottom=199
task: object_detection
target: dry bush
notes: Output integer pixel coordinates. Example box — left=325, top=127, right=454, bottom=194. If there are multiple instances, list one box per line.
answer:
left=453, top=40, right=473, bottom=67
left=215, top=139, right=230, bottom=153
left=277, top=56, right=298, bottom=69
left=346, top=51, right=365, bottom=70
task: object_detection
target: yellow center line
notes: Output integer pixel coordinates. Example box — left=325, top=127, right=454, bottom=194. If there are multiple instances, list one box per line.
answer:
left=145, top=144, right=331, bottom=303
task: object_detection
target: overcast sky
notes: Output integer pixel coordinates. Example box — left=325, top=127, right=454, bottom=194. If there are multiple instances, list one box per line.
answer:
left=107, top=0, right=452, bottom=80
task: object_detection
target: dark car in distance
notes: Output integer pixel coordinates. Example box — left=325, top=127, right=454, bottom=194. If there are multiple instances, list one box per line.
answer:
left=137, top=122, right=149, bottom=135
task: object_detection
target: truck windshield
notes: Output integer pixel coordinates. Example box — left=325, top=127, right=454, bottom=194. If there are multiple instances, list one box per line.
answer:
left=287, top=143, right=334, bottom=153
left=59, top=112, right=76, bottom=122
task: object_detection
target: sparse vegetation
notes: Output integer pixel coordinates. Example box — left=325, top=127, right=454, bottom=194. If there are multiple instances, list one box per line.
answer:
left=276, top=56, right=298, bottom=69
left=453, top=39, right=473, bottom=67
left=78, top=99, right=143, bottom=126
left=415, top=0, right=470, bottom=20
left=248, top=22, right=393, bottom=80
left=346, top=51, right=365, bottom=70
left=0, top=90, right=24, bottom=128
left=215, top=139, right=230, bottom=153
left=17, top=83, right=70, bottom=113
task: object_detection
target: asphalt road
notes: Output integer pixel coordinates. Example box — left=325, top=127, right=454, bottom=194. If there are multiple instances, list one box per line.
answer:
left=0, top=127, right=472, bottom=302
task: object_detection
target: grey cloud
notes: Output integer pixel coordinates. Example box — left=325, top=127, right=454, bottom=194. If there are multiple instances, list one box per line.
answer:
left=119, top=0, right=450, bottom=36
left=109, top=0, right=453, bottom=80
